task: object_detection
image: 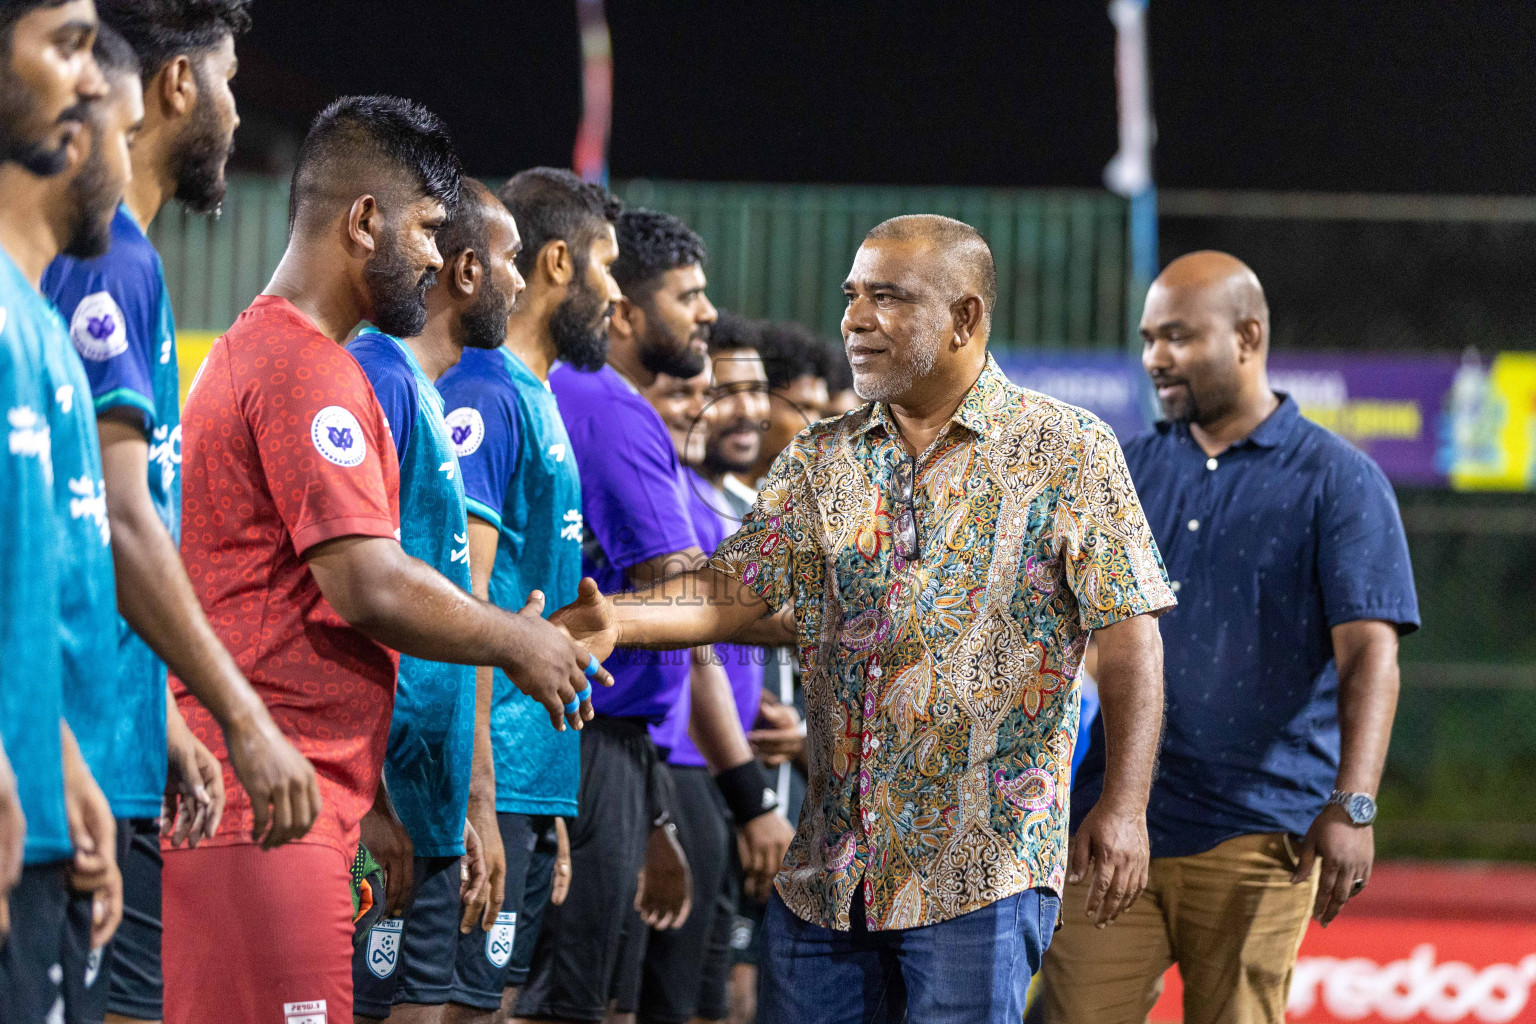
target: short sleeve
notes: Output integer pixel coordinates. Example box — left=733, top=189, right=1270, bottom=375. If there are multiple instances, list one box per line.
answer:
left=45, top=267, right=158, bottom=431
left=1058, top=419, right=1176, bottom=630
left=244, top=350, right=398, bottom=557
left=439, top=373, right=520, bottom=530
left=349, top=339, right=417, bottom=458
left=568, top=403, right=697, bottom=571
left=708, top=443, right=807, bottom=611
left=1317, top=451, right=1420, bottom=634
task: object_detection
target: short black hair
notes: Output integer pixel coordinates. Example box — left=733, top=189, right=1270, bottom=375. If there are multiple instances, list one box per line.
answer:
left=611, top=207, right=706, bottom=303
left=288, top=95, right=462, bottom=233
left=435, top=177, right=496, bottom=265
left=758, top=320, right=825, bottom=391
left=92, top=21, right=139, bottom=81
left=497, top=167, right=621, bottom=280
left=707, top=309, right=760, bottom=356
left=94, top=0, right=250, bottom=82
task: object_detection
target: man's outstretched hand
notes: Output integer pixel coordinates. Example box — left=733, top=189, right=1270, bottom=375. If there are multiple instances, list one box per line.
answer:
left=550, top=577, right=618, bottom=664
left=503, top=585, right=614, bottom=732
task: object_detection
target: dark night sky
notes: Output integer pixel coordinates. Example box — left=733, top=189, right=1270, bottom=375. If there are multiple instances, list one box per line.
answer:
left=232, top=1, right=1536, bottom=194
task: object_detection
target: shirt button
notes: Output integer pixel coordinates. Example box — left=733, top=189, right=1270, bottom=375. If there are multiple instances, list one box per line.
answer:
left=1187, top=519, right=1200, bottom=532
left=1206, top=457, right=1219, bottom=471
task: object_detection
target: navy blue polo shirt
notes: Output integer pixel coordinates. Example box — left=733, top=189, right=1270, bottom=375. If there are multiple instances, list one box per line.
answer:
left=1072, top=394, right=1419, bottom=858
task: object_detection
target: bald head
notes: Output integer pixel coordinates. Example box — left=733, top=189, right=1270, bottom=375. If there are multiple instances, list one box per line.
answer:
left=1153, top=250, right=1269, bottom=343
left=864, top=215, right=996, bottom=331
left=1141, top=250, right=1273, bottom=427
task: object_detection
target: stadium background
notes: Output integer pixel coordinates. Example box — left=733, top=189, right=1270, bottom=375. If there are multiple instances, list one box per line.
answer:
left=151, top=2, right=1536, bottom=1021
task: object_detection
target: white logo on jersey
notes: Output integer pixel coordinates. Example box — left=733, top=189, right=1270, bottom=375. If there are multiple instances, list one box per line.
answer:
left=561, top=508, right=583, bottom=542
left=451, top=531, right=470, bottom=565
left=69, top=291, right=129, bottom=361
left=283, top=1000, right=327, bottom=1024
left=8, top=405, right=52, bottom=484
left=310, top=406, right=367, bottom=467
left=159, top=338, right=172, bottom=365
left=55, top=384, right=73, bottom=414
left=68, top=474, right=109, bottom=545
left=485, top=911, right=517, bottom=968
left=444, top=407, right=485, bottom=457
left=149, top=423, right=180, bottom=494
left=548, top=443, right=566, bottom=463
left=439, top=459, right=456, bottom=481
left=364, top=918, right=403, bottom=979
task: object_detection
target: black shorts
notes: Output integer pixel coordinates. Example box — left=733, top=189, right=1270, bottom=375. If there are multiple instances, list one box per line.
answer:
left=352, top=854, right=461, bottom=1017
left=516, top=717, right=658, bottom=1022
left=507, top=815, right=559, bottom=988
left=444, top=812, right=542, bottom=1010
left=92, top=817, right=162, bottom=1021
left=0, top=861, right=69, bottom=1024
left=637, top=765, right=736, bottom=1024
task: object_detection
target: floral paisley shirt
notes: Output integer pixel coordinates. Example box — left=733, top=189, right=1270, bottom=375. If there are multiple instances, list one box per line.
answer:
left=709, top=354, right=1175, bottom=931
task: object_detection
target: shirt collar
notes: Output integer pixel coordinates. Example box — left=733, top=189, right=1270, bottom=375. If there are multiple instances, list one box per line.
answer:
left=849, top=353, right=1014, bottom=443
left=1154, top=391, right=1298, bottom=450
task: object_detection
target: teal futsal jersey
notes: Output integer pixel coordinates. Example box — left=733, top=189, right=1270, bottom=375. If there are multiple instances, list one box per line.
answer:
left=438, top=348, right=581, bottom=817
left=43, top=206, right=177, bottom=818
left=0, top=250, right=71, bottom=865
left=348, top=330, right=474, bottom=856
left=37, top=274, right=125, bottom=814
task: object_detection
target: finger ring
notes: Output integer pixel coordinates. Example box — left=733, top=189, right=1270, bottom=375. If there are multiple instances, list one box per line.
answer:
left=583, top=653, right=600, bottom=679
left=563, top=696, right=581, bottom=715
left=1351, top=878, right=1366, bottom=893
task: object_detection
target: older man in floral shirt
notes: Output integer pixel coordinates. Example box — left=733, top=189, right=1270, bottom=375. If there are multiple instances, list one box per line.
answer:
left=554, top=215, right=1175, bottom=1024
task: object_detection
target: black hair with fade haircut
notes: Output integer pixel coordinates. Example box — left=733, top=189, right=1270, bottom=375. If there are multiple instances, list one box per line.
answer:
left=92, top=20, right=140, bottom=81
left=93, top=0, right=250, bottom=82
left=288, top=95, right=461, bottom=233
left=433, top=177, right=496, bottom=265
left=706, top=308, right=760, bottom=356
left=497, top=167, right=621, bottom=281
left=758, top=320, right=825, bottom=391
left=611, top=207, right=706, bottom=304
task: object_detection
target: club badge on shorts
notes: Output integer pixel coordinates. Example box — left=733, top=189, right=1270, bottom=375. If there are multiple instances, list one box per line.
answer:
left=311, top=405, right=367, bottom=467
left=444, top=406, right=485, bottom=457
left=485, top=910, right=517, bottom=968
left=365, top=917, right=404, bottom=979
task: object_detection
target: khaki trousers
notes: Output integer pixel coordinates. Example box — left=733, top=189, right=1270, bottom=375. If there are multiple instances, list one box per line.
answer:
left=1041, top=833, right=1320, bottom=1024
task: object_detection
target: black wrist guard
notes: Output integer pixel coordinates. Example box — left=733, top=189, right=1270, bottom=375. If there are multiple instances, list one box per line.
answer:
left=716, top=760, right=778, bottom=824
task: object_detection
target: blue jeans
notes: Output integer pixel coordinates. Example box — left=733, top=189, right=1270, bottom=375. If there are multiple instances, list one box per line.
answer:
left=759, top=886, right=1060, bottom=1024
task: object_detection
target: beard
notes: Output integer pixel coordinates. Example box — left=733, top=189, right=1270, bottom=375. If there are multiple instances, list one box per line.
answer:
left=638, top=315, right=708, bottom=380
left=851, top=330, right=944, bottom=404
left=548, top=273, right=611, bottom=371
left=0, top=58, right=84, bottom=177
left=60, top=129, right=120, bottom=260
left=364, top=229, right=435, bottom=339
left=170, top=81, right=233, bottom=214
left=702, top=417, right=761, bottom=475
left=459, top=281, right=511, bottom=351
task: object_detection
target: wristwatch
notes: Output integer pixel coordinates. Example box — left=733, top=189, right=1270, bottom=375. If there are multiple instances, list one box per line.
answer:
left=1327, top=790, right=1378, bottom=826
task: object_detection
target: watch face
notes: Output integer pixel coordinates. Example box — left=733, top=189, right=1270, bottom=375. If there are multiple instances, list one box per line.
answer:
left=1346, top=793, right=1377, bottom=824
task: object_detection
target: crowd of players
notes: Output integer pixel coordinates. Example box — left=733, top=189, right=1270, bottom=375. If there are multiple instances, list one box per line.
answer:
left=0, top=3, right=857, bottom=1023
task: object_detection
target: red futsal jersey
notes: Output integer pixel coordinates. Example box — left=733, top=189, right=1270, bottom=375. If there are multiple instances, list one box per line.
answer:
left=175, top=294, right=401, bottom=858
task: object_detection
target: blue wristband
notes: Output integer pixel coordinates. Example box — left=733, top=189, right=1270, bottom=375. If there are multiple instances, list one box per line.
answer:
left=583, top=653, right=600, bottom=679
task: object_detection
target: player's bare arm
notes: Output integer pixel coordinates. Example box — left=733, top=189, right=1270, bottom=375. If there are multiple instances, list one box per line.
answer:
left=1068, top=613, right=1164, bottom=928
left=60, top=719, right=121, bottom=950
left=1293, top=619, right=1400, bottom=926
left=305, top=534, right=613, bottom=731
left=461, top=513, right=509, bottom=934
left=97, top=412, right=321, bottom=849
left=0, top=738, right=22, bottom=940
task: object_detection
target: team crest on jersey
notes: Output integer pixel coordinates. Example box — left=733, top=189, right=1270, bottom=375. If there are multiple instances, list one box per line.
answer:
left=69, top=291, right=129, bottom=361
left=365, top=917, right=403, bottom=979
left=311, top=406, right=367, bottom=467
left=485, top=910, right=516, bottom=968
left=444, top=406, right=485, bottom=457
